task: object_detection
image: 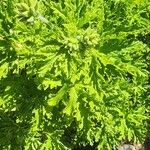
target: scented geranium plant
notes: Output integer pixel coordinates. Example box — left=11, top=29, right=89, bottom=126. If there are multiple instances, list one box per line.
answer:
left=0, top=0, right=150, bottom=149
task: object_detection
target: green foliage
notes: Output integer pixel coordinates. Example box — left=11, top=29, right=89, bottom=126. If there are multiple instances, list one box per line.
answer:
left=0, top=0, right=150, bottom=149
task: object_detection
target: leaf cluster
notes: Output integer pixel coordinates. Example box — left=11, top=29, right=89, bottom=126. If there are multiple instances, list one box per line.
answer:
left=0, top=0, right=150, bottom=149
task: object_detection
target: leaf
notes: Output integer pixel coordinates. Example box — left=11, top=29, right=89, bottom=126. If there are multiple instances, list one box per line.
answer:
left=0, top=97, right=4, bottom=107
left=16, top=3, right=29, bottom=11
left=48, top=84, right=68, bottom=106
left=42, top=78, right=62, bottom=90
left=38, top=54, right=58, bottom=77
left=50, top=2, right=66, bottom=20
left=0, top=62, right=8, bottom=79
left=29, top=109, right=40, bottom=132
left=63, top=86, right=78, bottom=115
left=91, top=48, right=116, bottom=66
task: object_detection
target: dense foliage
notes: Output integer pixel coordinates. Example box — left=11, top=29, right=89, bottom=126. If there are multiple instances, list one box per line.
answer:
left=0, top=0, right=150, bottom=149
